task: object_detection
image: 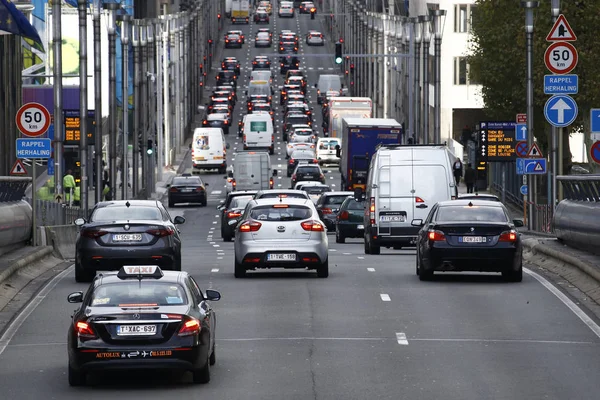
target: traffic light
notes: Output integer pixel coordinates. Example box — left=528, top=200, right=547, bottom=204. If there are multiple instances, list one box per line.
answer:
left=147, top=139, right=153, bottom=155
left=350, top=63, right=355, bottom=73
left=335, top=42, right=343, bottom=64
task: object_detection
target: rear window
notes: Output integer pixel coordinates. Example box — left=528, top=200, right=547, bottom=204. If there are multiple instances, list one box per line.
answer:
left=345, top=199, right=365, bottom=210
left=230, top=197, right=252, bottom=209
left=319, top=77, right=341, bottom=92
left=297, top=166, right=320, bottom=173
left=172, top=177, right=201, bottom=185
left=436, top=206, right=508, bottom=223
left=305, top=186, right=330, bottom=194
left=258, top=193, right=308, bottom=199
left=319, top=140, right=339, bottom=149
left=226, top=194, right=254, bottom=207
left=90, top=282, right=188, bottom=307
left=92, top=206, right=161, bottom=221
left=250, top=205, right=312, bottom=221
left=325, top=195, right=351, bottom=205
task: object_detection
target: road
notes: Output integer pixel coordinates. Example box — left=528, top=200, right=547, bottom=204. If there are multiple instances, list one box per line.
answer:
left=1, top=11, right=600, bottom=400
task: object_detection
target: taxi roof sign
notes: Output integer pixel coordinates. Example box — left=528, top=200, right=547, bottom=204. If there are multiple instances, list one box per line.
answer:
left=117, top=265, right=164, bottom=280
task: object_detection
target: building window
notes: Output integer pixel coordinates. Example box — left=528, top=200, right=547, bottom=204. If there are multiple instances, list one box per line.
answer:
left=454, top=4, right=476, bottom=33
left=454, top=57, right=479, bottom=85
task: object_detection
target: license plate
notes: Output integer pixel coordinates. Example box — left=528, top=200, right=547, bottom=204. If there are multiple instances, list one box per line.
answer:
left=247, top=142, right=257, bottom=146
left=267, top=253, right=296, bottom=261
left=304, top=174, right=313, bottom=178
left=181, top=189, right=192, bottom=192
left=357, top=224, right=364, bottom=230
left=117, top=324, right=157, bottom=336
left=461, top=236, right=486, bottom=243
left=379, top=215, right=406, bottom=222
left=195, top=157, right=206, bottom=161
left=112, top=234, right=143, bottom=242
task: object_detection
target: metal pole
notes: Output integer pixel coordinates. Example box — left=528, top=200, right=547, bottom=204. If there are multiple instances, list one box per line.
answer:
left=93, top=0, right=103, bottom=203
left=163, top=16, right=171, bottom=168
left=146, top=22, right=156, bottom=197
left=421, top=15, right=432, bottom=144
left=140, top=21, right=148, bottom=198
left=551, top=0, right=560, bottom=213
left=78, top=0, right=88, bottom=213
left=408, top=17, right=416, bottom=142
left=52, top=0, right=64, bottom=203
left=120, top=14, right=131, bottom=200
left=132, top=21, right=140, bottom=197
left=414, top=19, right=422, bottom=143
left=104, top=2, right=118, bottom=200
left=156, top=19, right=164, bottom=183
left=431, top=9, right=446, bottom=144
left=522, top=1, right=539, bottom=230
left=32, top=163, right=37, bottom=246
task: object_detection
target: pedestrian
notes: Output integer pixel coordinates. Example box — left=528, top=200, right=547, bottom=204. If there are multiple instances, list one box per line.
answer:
left=464, top=163, right=476, bottom=194
left=453, top=158, right=463, bottom=186
left=63, top=169, right=76, bottom=205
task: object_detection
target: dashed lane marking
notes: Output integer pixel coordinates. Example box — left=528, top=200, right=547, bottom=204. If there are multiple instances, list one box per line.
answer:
left=367, top=267, right=375, bottom=271
left=380, top=294, right=391, bottom=302
left=396, top=332, right=409, bottom=345
left=211, top=268, right=219, bottom=272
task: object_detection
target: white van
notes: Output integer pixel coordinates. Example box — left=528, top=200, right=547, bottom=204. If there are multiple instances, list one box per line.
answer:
left=243, top=114, right=274, bottom=154
left=232, top=151, right=277, bottom=191
left=250, top=71, right=272, bottom=84
left=316, top=137, right=341, bottom=165
left=191, top=127, right=230, bottom=174
left=363, top=145, right=457, bottom=254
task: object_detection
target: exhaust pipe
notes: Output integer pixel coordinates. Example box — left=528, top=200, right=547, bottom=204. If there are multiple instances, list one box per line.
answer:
left=441, top=261, right=454, bottom=270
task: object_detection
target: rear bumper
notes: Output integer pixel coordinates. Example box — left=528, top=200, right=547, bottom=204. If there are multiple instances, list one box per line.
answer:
left=192, top=161, right=226, bottom=169
left=78, top=247, right=177, bottom=271
left=425, top=246, right=521, bottom=272
left=169, top=192, right=206, bottom=204
left=337, top=222, right=364, bottom=238
left=236, top=240, right=328, bottom=268
left=369, top=226, right=418, bottom=246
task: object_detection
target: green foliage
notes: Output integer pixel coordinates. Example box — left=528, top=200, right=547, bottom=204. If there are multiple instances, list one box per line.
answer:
left=468, top=0, right=600, bottom=170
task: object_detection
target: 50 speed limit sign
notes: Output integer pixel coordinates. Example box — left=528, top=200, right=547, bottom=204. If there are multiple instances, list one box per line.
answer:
left=544, top=41, right=578, bottom=74
left=15, top=102, right=51, bottom=137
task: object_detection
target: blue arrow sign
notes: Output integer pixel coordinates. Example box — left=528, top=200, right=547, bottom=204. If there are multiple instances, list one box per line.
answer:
left=515, top=123, right=527, bottom=141
left=591, top=109, right=600, bottom=133
left=520, top=185, right=528, bottom=196
left=16, top=138, right=52, bottom=159
left=516, top=158, right=547, bottom=175
left=544, top=95, right=578, bottom=128
left=544, top=74, right=578, bottom=95
left=47, top=158, right=55, bottom=176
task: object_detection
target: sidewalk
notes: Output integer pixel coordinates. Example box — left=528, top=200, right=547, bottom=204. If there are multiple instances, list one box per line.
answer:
left=151, top=138, right=193, bottom=202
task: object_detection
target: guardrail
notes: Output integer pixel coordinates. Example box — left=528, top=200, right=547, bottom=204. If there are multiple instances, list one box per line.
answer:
left=558, top=175, right=600, bottom=201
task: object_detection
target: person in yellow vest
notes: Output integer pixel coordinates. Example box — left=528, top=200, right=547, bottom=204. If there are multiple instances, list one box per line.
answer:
left=63, top=169, right=76, bottom=205
left=73, top=186, right=81, bottom=207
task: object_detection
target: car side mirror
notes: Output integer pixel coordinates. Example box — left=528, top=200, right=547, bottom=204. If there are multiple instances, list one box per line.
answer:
left=314, top=83, right=318, bottom=88
left=173, top=215, right=186, bottom=225
left=411, top=219, right=424, bottom=227
left=67, top=291, right=84, bottom=303
left=205, top=289, right=221, bottom=301
left=228, top=219, right=238, bottom=226
left=335, top=145, right=341, bottom=158
left=227, top=171, right=234, bottom=178
left=74, top=218, right=86, bottom=226
left=513, top=219, right=525, bottom=228
left=223, top=175, right=228, bottom=179
left=217, top=205, right=225, bottom=210
left=226, top=143, right=231, bottom=149
left=166, top=184, right=171, bottom=188
left=204, top=182, right=209, bottom=186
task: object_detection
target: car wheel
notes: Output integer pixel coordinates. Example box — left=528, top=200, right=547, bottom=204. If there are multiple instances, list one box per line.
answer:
left=419, top=257, right=434, bottom=281
left=502, top=264, right=523, bottom=282
left=68, top=362, right=86, bottom=386
left=201, top=197, right=207, bottom=207
left=287, top=171, right=292, bottom=178
left=317, top=259, right=329, bottom=278
left=269, top=147, right=274, bottom=155
left=192, top=350, right=210, bottom=384
left=368, top=234, right=380, bottom=255
left=335, top=228, right=345, bottom=244
left=209, top=343, right=216, bottom=366
left=416, top=249, right=421, bottom=276
left=363, top=234, right=371, bottom=254
left=223, top=233, right=232, bottom=242
left=234, top=258, right=246, bottom=278
left=75, top=260, right=95, bottom=283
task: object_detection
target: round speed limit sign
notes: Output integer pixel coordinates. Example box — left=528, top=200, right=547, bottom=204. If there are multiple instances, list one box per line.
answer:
left=544, top=41, right=578, bottom=74
left=15, top=102, right=51, bottom=137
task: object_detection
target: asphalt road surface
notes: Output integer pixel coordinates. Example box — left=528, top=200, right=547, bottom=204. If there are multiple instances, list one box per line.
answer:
left=1, top=12, right=600, bottom=400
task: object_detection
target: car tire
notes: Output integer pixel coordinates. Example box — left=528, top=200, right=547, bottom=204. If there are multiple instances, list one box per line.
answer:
left=234, top=258, right=246, bottom=278
left=363, top=235, right=371, bottom=254
left=68, top=362, right=86, bottom=386
left=416, top=249, right=421, bottom=276
left=502, top=265, right=523, bottom=282
left=317, top=259, right=329, bottom=278
left=209, top=343, right=216, bottom=366
left=335, top=228, right=345, bottom=244
left=223, top=233, right=232, bottom=242
left=269, top=147, right=274, bottom=155
left=75, top=260, right=95, bottom=283
left=418, top=258, right=434, bottom=281
left=287, top=171, right=292, bottom=178
left=367, top=234, right=380, bottom=255
left=192, top=351, right=210, bottom=384
left=201, top=197, right=207, bottom=207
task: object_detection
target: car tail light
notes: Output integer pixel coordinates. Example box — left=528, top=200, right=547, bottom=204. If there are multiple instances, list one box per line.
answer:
left=270, top=178, right=274, bottom=189
left=428, top=230, right=446, bottom=241
left=227, top=211, right=242, bottom=218
left=243, top=134, right=247, bottom=142
left=415, top=196, right=425, bottom=203
left=301, top=220, right=325, bottom=232
left=289, top=159, right=295, bottom=164
left=169, top=187, right=179, bottom=192
left=240, top=221, right=262, bottom=232
left=75, top=321, right=96, bottom=339
left=319, top=174, right=324, bottom=179
left=369, top=197, right=376, bottom=225
left=225, top=39, right=229, bottom=43
left=195, top=187, right=205, bottom=192
left=322, top=208, right=333, bottom=215
left=178, top=318, right=201, bottom=336
left=146, top=227, right=175, bottom=237
left=313, top=159, right=318, bottom=163
left=291, top=174, right=296, bottom=180
left=232, top=180, right=237, bottom=188
left=80, top=228, right=109, bottom=239
left=499, top=230, right=517, bottom=242
left=338, top=210, right=349, bottom=220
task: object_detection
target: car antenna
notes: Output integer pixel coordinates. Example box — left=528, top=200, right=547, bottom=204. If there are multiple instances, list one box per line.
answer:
left=279, top=196, right=283, bottom=203
left=468, top=201, right=473, bottom=207
left=126, top=201, right=131, bottom=208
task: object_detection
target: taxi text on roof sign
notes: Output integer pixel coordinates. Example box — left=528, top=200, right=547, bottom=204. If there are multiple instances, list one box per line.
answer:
left=117, top=265, right=164, bottom=279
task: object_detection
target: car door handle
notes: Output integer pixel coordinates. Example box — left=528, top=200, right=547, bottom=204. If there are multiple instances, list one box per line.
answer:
left=416, top=204, right=428, bottom=209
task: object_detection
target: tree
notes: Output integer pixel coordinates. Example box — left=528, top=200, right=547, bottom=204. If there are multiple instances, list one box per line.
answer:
left=468, top=0, right=600, bottom=174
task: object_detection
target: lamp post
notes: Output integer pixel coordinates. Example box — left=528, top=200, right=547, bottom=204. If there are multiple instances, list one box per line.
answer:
left=118, top=13, right=131, bottom=200
left=414, top=17, right=422, bottom=143
left=430, top=9, right=446, bottom=144
left=92, top=0, right=103, bottom=202
left=522, top=1, right=539, bottom=230
left=132, top=20, right=140, bottom=197
left=146, top=21, right=156, bottom=197
left=163, top=16, right=171, bottom=169
left=407, top=17, right=416, bottom=143
left=155, top=18, right=164, bottom=184
left=103, top=1, right=119, bottom=199
left=551, top=0, right=560, bottom=213
left=420, top=15, right=432, bottom=144
left=52, top=0, right=64, bottom=202
left=77, top=0, right=88, bottom=212
left=139, top=20, right=148, bottom=198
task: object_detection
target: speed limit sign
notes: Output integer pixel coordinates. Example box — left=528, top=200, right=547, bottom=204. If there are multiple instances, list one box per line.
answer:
left=15, top=102, right=51, bottom=137
left=544, top=41, right=578, bottom=74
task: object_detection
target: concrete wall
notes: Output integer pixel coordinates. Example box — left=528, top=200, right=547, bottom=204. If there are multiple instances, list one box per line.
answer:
left=38, top=225, right=78, bottom=260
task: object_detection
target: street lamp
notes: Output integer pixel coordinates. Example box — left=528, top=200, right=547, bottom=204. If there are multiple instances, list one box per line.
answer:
left=521, top=1, right=539, bottom=230
left=118, top=13, right=131, bottom=200
left=550, top=0, right=560, bottom=213
left=407, top=17, right=417, bottom=143
left=131, top=20, right=140, bottom=197
left=430, top=9, right=447, bottom=144
left=420, top=15, right=432, bottom=144
left=104, top=1, right=119, bottom=199
left=77, top=0, right=89, bottom=212
left=91, top=0, right=103, bottom=202
left=414, top=17, right=422, bottom=143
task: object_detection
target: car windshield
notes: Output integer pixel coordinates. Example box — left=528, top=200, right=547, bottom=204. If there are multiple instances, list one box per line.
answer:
left=345, top=199, right=364, bottom=210
left=436, top=206, right=508, bottom=222
left=92, top=206, right=162, bottom=221
left=90, top=282, right=188, bottom=307
left=172, top=177, right=201, bottom=185
left=230, top=197, right=252, bottom=209
left=250, top=205, right=312, bottom=221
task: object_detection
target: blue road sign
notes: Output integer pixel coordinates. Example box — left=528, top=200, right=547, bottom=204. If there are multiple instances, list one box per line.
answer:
left=520, top=185, right=528, bottom=196
left=515, top=141, right=528, bottom=157
left=544, top=95, right=578, bottom=127
left=47, top=158, right=55, bottom=176
left=516, top=158, right=547, bottom=175
left=591, top=141, right=600, bottom=164
left=591, top=109, right=600, bottom=133
left=16, top=138, right=52, bottom=159
left=544, top=74, right=578, bottom=95
left=515, top=124, right=527, bottom=141
left=47, top=124, right=54, bottom=141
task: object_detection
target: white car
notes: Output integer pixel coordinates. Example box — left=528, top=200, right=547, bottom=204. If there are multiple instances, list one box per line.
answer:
left=290, top=127, right=317, bottom=144
left=316, top=137, right=341, bottom=165
left=306, top=31, right=324, bottom=46
left=286, top=137, right=315, bottom=158
left=278, top=4, right=294, bottom=17
left=294, top=181, right=324, bottom=190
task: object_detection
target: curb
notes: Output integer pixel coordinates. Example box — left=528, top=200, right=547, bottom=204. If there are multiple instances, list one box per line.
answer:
left=522, top=238, right=600, bottom=284
left=0, top=246, right=54, bottom=285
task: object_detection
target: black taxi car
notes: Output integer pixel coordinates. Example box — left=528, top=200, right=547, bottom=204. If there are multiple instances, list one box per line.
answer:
left=67, top=266, right=221, bottom=386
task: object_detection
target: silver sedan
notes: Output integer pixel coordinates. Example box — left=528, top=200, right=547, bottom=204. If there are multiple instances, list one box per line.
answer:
left=306, top=31, right=324, bottom=46
left=233, top=198, right=329, bottom=278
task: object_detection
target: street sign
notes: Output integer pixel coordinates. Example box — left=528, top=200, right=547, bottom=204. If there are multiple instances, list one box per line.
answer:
left=515, top=124, right=527, bottom=141
left=64, top=110, right=96, bottom=145
left=47, top=158, right=55, bottom=176
left=544, top=42, right=578, bottom=75
left=479, top=121, right=517, bottom=162
left=590, top=141, right=600, bottom=165
left=544, top=95, right=578, bottom=127
left=479, top=128, right=487, bottom=161
left=546, top=14, right=577, bottom=42
left=526, top=142, right=543, bottom=158
left=15, top=102, right=52, bottom=137
left=516, top=158, right=547, bottom=175
left=520, top=185, right=528, bottom=196
left=16, top=138, right=52, bottom=159
left=591, top=109, right=600, bottom=133
left=515, top=141, right=528, bottom=157
left=10, top=160, right=27, bottom=175
left=544, top=74, right=578, bottom=95
left=516, top=113, right=527, bottom=124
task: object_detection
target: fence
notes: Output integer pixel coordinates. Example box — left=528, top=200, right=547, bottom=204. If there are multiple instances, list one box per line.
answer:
left=24, top=198, right=86, bottom=227
left=558, top=175, right=600, bottom=201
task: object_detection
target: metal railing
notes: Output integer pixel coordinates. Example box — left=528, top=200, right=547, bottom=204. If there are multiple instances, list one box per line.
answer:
left=0, top=177, right=32, bottom=202
left=24, top=198, right=86, bottom=227
left=558, top=175, right=600, bottom=202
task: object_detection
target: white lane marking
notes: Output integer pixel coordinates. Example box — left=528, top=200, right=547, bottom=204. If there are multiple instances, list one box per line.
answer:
left=217, top=257, right=223, bottom=260
left=0, top=265, right=73, bottom=356
left=380, top=294, right=391, bottom=302
left=212, top=221, right=217, bottom=224
left=210, top=241, right=216, bottom=244
left=330, top=249, right=337, bottom=252
left=409, top=338, right=596, bottom=345
left=214, top=214, right=219, bottom=217
left=526, top=268, right=600, bottom=339
left=358, top=256, right=365, bottom=260
left=219, top=337, right=388, bottom=342
left=211, top=268, right=220, bottom=273
left=367, top=267, right=375, bottom=272
left=343, top=252, right=351, bottom=255
left=211, top=190, right=222, bottom=195
left=396, top=332, right=409, bottom=345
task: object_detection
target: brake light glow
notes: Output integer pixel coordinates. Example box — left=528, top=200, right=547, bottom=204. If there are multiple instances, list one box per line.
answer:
left=416, top=197, right=425, bottom=203
left=195, top=187, right=205, bottom=192
left=81, top=229, right=109, bottom=239
left=499, top=230, right=517, bottom=242
left=75, top=321, right=96, bottom=339
left=321, top=208, right=333, bottom=215
left=270, top=178, right=274, bottom=189
left=169, top=187, right=179, bottom=192
left=240, top=221, right=262, bottom=232
left=369, top=197, right=375, bottom=225
left=273, top=204, right=288, bottom=208
left=227, top=211, right=242, bottom=218
left=301, top=220, right=325, bottom=232
left=178, top=318, right=201, bottom=336
left=428, top=230, right=446, bottom=241
left=146, top=227, right=175, bottom=237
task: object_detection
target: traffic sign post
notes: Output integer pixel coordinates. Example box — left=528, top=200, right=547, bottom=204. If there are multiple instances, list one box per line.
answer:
left=520, top=185, right=528, bottom=196
left=591, top=109, right=600, bottom=133
left=590, top=141, right=600, bottom=165
left=544, top=42, right=578, bottom=75
left=515, top=141, right=528, bottom=157
left=16, top=138, right=52, bottom=159
left=516, top=113, right=527, bottom=124
left=10, top=160, right=27, bottom=175
left=544, top=74, right=578, bottom=95
left=526, top=142, right=543, bottom=158
left=515, top=124, right=527, bottom=141
left=15, top=102, right=51, bottom=137
left=546, top=14, right=577, bottom=42
left=544, top=95, right=578, bottom=127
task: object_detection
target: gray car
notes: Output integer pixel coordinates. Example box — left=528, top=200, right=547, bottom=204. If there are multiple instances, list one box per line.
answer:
left=233, top=198, right=329, bottom=278
left=73, top=200, right=185, bottom=282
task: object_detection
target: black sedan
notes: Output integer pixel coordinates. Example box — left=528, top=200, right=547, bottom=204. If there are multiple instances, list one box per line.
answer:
left=67, top=266, right=220, bottom=386
left=335, top=196, right=365, bottom=243
left=217, top=190, right=258, bottom=241
left=252, top=56, right=271, bottom=70
left=168, top=175, right=209, bottom=207
left=413, top=200, right=524, bottom=282
left=219, top=195, right=253, bottom=242
left=224, top=33, right=243, bottom=48
left=221, top=57, right=241, bottom=74
left=203, top=113, right=231, bottom=135
left=74, top=200, right=185, bottom=282
left=280, top=56, right=300, bottom=74
left=315, top=191, right=353, bottom=231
